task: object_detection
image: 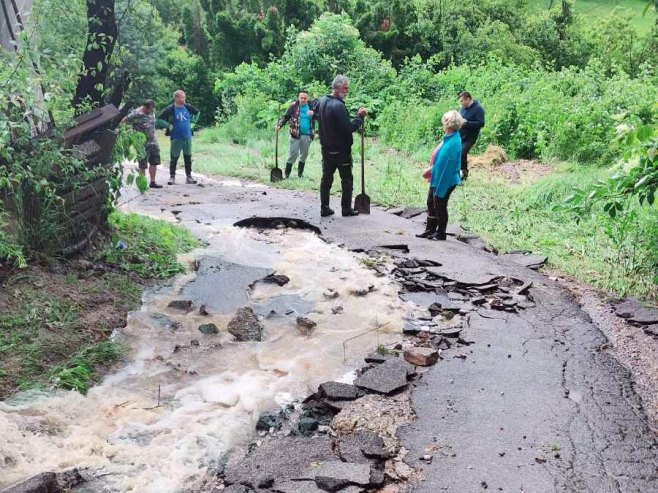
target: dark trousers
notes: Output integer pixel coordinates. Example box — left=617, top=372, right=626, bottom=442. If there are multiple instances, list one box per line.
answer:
left=461, top=139, right=475, bottom=172
left=428, top=185, right=456, bottom=234
left=320, top=155, right=353, bottom=212
left=170, top=154, right=192, bottom=177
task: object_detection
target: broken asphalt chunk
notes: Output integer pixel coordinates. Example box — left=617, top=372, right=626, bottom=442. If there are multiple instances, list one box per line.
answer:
left=297, top=461, right=383, bottom=490
left=337, top=431, right=393, bottom=462
left=318, top=382, right=359, bottom=401
left=613, top=298, right=658, bottom=325
left=223, top=436, right=335, bottom=488
left=364, top=352, right=398, bottom=364
left=404, top=347, right=440, bottom=366
left=354, top=358, right=413, bottom=394
left=502, top=252, right=547, bottom=270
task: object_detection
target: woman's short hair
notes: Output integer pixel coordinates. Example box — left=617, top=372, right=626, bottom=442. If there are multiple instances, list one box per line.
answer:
left=442, top=110, right=466, bottom=132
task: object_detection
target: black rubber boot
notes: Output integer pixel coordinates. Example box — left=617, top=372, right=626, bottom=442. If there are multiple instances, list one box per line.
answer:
left=342, top=208, right=359, bottom=217
left=285, top=162, right=293, bottom=178
left=298, top=161, right=305, bottom=177
left=169, top=157, right=178, bottom=179
left=416, top=218, right=438, bottom=238
left=184, top=154, right=192, bottom=176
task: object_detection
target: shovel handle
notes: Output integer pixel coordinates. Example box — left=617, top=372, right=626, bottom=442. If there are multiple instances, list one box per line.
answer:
left=361, top=117, right=366, bottom=194
left=275, top=126, right=279, bottom=169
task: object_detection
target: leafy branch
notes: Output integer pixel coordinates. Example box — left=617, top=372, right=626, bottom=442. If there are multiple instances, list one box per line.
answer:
left=561, top=119, right=657, bottom=219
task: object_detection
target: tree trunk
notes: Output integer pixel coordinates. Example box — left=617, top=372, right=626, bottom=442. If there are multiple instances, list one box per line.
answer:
left=72, top=0, right=117, bottom=112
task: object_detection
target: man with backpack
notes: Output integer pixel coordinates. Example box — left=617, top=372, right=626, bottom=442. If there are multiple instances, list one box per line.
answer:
left=276, top=91, right=315, bottom=178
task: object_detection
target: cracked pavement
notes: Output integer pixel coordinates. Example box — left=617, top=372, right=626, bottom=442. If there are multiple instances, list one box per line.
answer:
left=120, top=172, right=658, bottom=493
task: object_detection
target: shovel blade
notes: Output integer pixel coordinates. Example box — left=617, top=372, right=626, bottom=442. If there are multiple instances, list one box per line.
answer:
left=354, top=194, right=370, bottom=214
left=270, top=168, right=283, bottom=183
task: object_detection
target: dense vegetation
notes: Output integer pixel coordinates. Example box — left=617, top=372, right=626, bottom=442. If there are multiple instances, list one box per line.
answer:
left=1, top=0, right=657, bottom=300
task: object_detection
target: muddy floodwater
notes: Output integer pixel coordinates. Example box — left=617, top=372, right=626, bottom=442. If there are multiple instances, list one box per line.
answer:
left=0, top=224, right=415, bottom=492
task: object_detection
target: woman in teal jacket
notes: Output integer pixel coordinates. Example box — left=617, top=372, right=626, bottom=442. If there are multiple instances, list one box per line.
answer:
left=417, top=110, right=466, bottom=240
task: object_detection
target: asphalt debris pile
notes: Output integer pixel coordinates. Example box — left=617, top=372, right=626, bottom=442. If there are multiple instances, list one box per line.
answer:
left=210, top=349, right=423, bottom=493
left=393, top=258, right=535, bottom=326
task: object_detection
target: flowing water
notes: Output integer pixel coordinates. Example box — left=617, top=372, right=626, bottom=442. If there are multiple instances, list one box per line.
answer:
left=0, top=221, right=415, bottom=492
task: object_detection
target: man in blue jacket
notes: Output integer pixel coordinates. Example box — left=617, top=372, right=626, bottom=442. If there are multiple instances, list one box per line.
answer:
left=458, top=92, right=485, bottom=180
left=157, top=90, right=200, bottom=185
left=315, top=75, right=367, bottom=217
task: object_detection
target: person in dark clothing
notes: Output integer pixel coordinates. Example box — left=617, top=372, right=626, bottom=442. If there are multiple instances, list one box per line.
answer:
left=157, top=90, right=200, bottom=185
left=458, top=92, right=485, bottom=180
left=315, top=75, right=367, bottom=217
left=276, top=91, right=315, bottom=178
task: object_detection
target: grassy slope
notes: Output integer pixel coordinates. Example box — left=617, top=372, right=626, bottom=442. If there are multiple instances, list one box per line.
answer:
left=168, top=128, right=657, bottom=304
left=527, top=0, right=655, bottom=33
left=0, top=212, right=200, bottom=396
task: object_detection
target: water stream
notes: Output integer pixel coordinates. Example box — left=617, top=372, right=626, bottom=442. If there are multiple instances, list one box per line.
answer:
left=0, top=222, right=415, bottom=492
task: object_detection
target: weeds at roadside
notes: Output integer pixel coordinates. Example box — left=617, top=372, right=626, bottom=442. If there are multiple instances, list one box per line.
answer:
left=96, top=211, right=200, bottom=278
left=50, top=341, right=123, bottom=393
left=1, top=212, right=200, bottom=397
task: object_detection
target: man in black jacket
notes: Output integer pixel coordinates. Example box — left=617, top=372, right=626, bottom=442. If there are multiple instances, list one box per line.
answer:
left=315, top=75, right=367, bottom=217
left=458, top=92, right=485, bottom=180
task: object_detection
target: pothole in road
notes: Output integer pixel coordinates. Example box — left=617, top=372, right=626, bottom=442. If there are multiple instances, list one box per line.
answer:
left=0, top=226, right=415, bottom=493
left=233, top=216, right=322, bottom=235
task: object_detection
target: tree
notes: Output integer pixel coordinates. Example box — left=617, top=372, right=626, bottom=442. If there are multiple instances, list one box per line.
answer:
left=72, top=0, right=118, bottom=110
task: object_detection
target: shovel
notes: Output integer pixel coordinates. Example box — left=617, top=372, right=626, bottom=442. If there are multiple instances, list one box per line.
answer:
left=271, top=127, right=283, bottom=182
left=354, top=117, right=370, bottom=214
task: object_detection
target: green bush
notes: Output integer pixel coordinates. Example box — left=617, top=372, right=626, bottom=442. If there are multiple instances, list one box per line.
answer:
left=377, top=59, right=658, bottom=165
left=215, top=13, right=396, bottom=132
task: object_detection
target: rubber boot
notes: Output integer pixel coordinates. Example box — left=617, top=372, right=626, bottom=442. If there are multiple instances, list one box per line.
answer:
left=285, top=162, right=293, bottom=178
left=298, top=161, right=305, bottom=178
left=169, top=157, right=178, bottom=184
left=416, top=218, right=438, bottom=238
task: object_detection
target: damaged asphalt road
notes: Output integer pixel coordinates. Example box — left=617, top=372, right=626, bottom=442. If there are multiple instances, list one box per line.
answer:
left=118, top=175, right=658, bottom=493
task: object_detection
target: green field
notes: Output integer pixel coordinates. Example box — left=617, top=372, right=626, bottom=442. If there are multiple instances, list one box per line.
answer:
left=528, top=0, right=655, bottom=32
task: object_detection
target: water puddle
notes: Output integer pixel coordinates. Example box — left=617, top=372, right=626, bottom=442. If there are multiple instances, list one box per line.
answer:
left=0, top=224, right=414, bottom=492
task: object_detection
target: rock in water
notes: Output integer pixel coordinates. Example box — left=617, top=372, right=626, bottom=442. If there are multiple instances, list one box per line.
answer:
left=167, top=300, right=193, bottom=312
left=296, top=317, right=317, bottom=336
left=227, top=307, right=264, bottom=341
left=198, top=323, right=219, bottom=335
left=261, top=274, right=290, bottom=286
